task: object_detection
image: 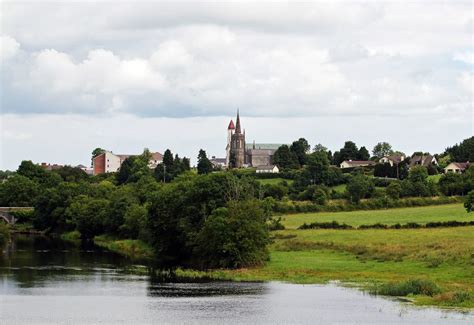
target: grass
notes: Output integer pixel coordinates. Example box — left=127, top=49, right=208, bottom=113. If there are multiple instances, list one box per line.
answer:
left=60, top=230, right=81, bottom=243
left=330, top=184, right=346, bottom=193
left=176, top=204, right=474, bottom=308
left=279, top=204, right=471, bottom=229
left=257, top=178, right=293, bottom=186
left=94, top=235, right=154, bottom=261
left=428, top=174, right=443, bottom=183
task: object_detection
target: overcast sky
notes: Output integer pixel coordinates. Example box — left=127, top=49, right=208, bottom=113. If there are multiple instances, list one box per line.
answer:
left=1, top=0, right=473, bottom=170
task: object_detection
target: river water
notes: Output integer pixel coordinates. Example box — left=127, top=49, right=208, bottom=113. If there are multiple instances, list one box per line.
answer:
left=0, top=235, right=472, bottom=324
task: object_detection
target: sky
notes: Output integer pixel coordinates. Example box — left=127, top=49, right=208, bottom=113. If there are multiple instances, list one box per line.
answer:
left=1, top=0, right=473, bottom=169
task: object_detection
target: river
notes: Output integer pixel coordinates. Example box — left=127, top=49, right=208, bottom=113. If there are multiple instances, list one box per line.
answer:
left=0, top=235, right=472, bottom=324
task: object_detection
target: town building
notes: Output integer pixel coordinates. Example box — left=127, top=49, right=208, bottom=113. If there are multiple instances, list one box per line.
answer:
left=92, top=150, right=163, bottom=175
left=340, top=160, right=376, bottom=169
left=444, top=162, right=470, bottom=174
left=409, top=154, right=438, bottom=169
left=224, top=111, right=283, bottom=169
left=256, top=165, right=280, bottom=174
left=379, top=154, right=405, bottom=166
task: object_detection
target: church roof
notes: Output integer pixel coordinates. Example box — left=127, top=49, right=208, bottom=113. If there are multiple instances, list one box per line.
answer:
left=245, top=143, right=285, bottom=150
left=228, top=120, right=235, bottom=130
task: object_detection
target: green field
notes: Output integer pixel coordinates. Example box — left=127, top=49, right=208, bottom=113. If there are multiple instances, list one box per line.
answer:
left=279, top=204, right=471, bottom=229
left=257, top=178, right=293, bottom=185
left=183, top=203, right=474, bottom=308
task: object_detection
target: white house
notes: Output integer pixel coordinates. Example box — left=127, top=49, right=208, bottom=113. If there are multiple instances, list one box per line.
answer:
left=444, top=162, right=470, bottom=174
left=340, top=160, right=376, bottom=169
left=93, top=150, right=163, bottom=175
left=256, top=165, right=280, bottom=173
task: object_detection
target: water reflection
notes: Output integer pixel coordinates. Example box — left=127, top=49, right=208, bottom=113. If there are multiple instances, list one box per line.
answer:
left=0, top=235, right=472, bottom=324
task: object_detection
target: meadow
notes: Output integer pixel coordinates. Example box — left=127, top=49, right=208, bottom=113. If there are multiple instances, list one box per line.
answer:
left=278, top=204, right=471, bottom=229
left=184, top=203, right=474, bottom=308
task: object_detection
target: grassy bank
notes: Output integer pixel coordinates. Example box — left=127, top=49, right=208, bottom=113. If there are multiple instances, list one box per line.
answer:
left=94, top=235, right=154, bottom=261
left=177, top=204, right=474, bottom=308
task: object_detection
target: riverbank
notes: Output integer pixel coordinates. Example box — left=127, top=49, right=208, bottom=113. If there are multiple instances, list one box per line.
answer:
left=48, top=203, right=474, bottom=309
left=168, top=204, right=473, bottom=309
left=93, top=235, right=154, bottom=262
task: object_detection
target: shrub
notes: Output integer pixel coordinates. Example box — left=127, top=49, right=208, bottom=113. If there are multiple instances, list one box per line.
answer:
left=268, top=217, right=285, bottom=231
left=298, top=221, right=353, bottom=230
left=374, top=279, right=441, bottom=297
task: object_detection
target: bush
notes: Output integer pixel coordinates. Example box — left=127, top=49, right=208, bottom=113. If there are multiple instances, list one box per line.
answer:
left=465, top=190, right=474, bottom=213
left=298, top=221, right=353, bottom=230
left=268, top=217, right=285, bottom=231
left=194, top=200, right=270, bottom=268
left=374, top=279, right=441, bottom=297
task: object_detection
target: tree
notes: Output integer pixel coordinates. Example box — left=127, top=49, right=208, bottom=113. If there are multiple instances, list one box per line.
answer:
left=372, top=142, right=393, bottom=159
left=54, top=166, right=88, bottom=182
left=346, top=174, right=372, bottom=203
left=408, top=166, right=428, bottom=184
left=17, top=160, right=48, bottom=182
left=290, top=138, right=310, bottom=166
left=197, top=149, right=213, bottom=174
left=312, top=143, right=327, bottom=153
left=0, top=175, right=39, bottom=206
left=386, top=181, right=402, bottom=199
left=445, top=137, right=474, bottom=162
left=66, top=195, right=110, bottom=239
left=306, top=151, right=330, bottom=185
left=273, top=145, right=299, bottom=170
left=333, top=141, right=360, bottom=165
left=120, top=203, right=148, bottom=239
left=116, top=149, right=152, bottom=184
left=194, top=200, right=270, bottom=268
left=465, top=190, right=474, bottom=213
left=357, top=146, right=370, bottom=160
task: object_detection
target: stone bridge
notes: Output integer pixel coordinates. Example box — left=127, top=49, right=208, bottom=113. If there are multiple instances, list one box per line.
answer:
left=0, top=207, right=34, bottom=225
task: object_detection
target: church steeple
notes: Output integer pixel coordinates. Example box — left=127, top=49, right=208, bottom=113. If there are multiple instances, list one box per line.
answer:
left=235, top=109, right=241, bottom=134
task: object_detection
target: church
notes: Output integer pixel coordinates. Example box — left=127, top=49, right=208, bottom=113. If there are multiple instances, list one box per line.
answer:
left=224, top=111, right=281, bottom=168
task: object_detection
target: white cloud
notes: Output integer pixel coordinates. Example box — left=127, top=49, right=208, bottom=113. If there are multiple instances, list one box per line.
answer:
left=0, top=35, right=20, bottom=61
left=453, top=51, right=474, bottom=65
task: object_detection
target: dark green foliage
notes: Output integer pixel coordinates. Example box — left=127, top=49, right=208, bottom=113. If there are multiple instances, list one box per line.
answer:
left=197, top=149, right=213, bottom=174
left=445, top=136, right=474, bottom=162
left=386, top=181, right=402, bottom=199
left=465, top=190, right=474, bottom=213
left=439, top=173, right=465, bottom=196
left=147, top=173, right=265, bottom=268
left=33, top=182, right=88, bottom=231
left=358, top=146, right=370, bottom=160
left=374, top=279, right=441, bottom=297
left=346, top=174, right=373, bottom=203
left=262, top=183, right=288, bottom=200
left=194, top=200, right=270, bottom=268
left=17, top=160, right=47, bottom=180
left=116, top=150, right=152, bottom=184
left=120, top=203, right=148, bottom=239
left=372, top=142, right=393, bottom=159
left=273, top=145, right=299, bottom=170
left=0, top=175, right=39, bottom=206
left=333, top=141, right=360, bottom=165
left=53, top=166, right=88, bottom=182
left=155, top=149, right=190, bottom=182
left=299, top=221, right=353, bottom=230
left=289, top=138, right=310, bottom=166
left=65, top=195, right=110, bottom=239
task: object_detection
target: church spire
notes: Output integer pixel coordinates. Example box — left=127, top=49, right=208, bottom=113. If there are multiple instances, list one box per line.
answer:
left=235, top=109, right=241, bottom=134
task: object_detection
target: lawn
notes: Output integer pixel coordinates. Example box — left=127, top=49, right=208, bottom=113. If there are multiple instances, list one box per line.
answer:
left=257, top=178, right=293, bottom=186
left=428, top=174, right=443, bottom=183
left=279, top=204, right=471, bottom=229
